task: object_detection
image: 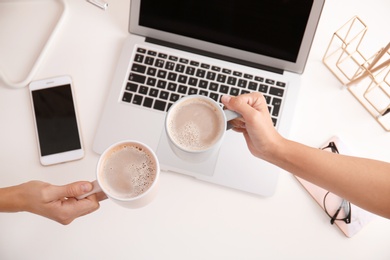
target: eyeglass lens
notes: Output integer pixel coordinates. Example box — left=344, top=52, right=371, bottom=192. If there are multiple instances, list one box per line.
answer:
left=323, top=192, right=351, bottom=224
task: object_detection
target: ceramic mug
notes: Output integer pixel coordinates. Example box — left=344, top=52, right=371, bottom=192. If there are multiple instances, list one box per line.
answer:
left=77, top=140, right=160, bottom=209
left=165, top=95, right=240, bottom=163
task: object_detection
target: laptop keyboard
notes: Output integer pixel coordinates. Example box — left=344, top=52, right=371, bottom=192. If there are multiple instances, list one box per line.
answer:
left=122, top=47, right=287, bottom=126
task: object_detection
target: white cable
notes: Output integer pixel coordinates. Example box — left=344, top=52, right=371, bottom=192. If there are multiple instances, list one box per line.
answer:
left=0, top=0, right=67, bottom=89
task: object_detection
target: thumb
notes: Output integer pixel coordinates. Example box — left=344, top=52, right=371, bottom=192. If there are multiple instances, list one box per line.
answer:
left=221, top=94, right=265, bottom=122
left=52, top=182, right=93, bottom=199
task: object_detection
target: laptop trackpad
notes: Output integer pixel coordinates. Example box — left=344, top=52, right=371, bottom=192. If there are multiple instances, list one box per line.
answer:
left=156, top=127, right=217, bottom=177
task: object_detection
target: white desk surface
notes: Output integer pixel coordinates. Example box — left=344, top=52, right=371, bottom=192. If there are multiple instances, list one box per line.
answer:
left=1, top=0, right=390, bottom=259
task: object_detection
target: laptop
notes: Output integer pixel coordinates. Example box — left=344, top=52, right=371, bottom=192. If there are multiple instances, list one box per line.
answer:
left=93, top=0, right=325, bottom=196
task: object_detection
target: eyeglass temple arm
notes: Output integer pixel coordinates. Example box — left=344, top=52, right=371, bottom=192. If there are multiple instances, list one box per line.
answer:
left=330, top=204, right=343, bottom=225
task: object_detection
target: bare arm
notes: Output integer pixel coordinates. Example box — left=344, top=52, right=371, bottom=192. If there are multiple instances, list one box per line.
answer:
left=273, top=138, right=390, bottom=218
left=222, top=93, right=390, bottom=219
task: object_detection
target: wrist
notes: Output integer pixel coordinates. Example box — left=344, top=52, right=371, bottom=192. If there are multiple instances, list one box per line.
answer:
left=261, top=136, right=292, bottom=166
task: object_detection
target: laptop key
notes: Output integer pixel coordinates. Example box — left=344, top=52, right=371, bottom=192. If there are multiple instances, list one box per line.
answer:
left=259, top=84, right=268, bottom=93
left=190, top=61, right=200, bottom=66
left=126, top=82, right=138, bottom=92
left=233, top=71, right=242, bottom=77
left=186, top=66, right=195, bottom=75
left=169, top=55, right=178, bottom=61
left=189, top=88, right=198, bottom=95
left=219, top=85, right=229, bottom=94
left=276, top=81, right=286, bottom=87
left=230, top=87, right=239, bottom=96
left=178, top=75, right=187, bottom=84
left=196, top=69, right=206, bottom=78
left=139, top=86, right=149, bottom=94
left=147, top=67, right=157, bottom=76
left=272, top=98, right=282, bottom=117
left=157, top=70, right=167, bottom=78
left=209, top=82, right=218, bottom=91
left=244, top=74, right=253, bottom=80
left=155, top=59, right=165, bottom=68
left=175, top=64, right=185, bottom=73
left=238, top=79, right=247, bottom=88
left=132, top=95, right=143, bottom=105
left=199, top=80, right=208, bottom=89
left=255, top=76, right=264, bottom=82
left=248, top=81, right=258, bottom=91
left=167, top=82, right=177, bottom=92
left=158, top=53, right=167, bottom=59
left=134, top=54, right=144, bottom=63
left=206, top=71, right=216, bottom=80
left=269, top=87, right=284, bottom=97
left=170, top=93, right=180, bottom=102
left=147, top=50, right=157, bottom=56
left=146, top=77, right=156, bottom=86
left=122, top=92, right=133, bottom=102
left=165, top=61, right=175, bottom=70
left=178, top=85, right=188, bottom=94
left=145, top=56, right=154, bottom=65
left=227, top=76, right=237, bottom=85
left=188, top=77, right=198, bottom=86
left=143, top=97, right=153, bottom=108
left=212, top=66, right=221, bottom=72
left=157, top=80, right=167, bottom=89
left=209, top=93, right=220, bottom=102
left=137, top=48, right=146, bottom=54
left=159, top=91, right=169, bottom=100
left=180, top=58, right=189, bottom=64
left=199, top=90, right=209, bottom=96
left=153, top=100, right=166, bottom=111
left=217, top=74, right=227, bottom=83
left=149, top=88, right=159, bottom=97
left=266, top=79, right=275, bottom=85
left=132, top=63, right=146, bottom=73
left=129, top=73, right=146, bottom=84
left=201, top=63, right=210, bottom=69
left=222, top=68, right=232, bottom=74
left=167, top=72, right=177, bottom=81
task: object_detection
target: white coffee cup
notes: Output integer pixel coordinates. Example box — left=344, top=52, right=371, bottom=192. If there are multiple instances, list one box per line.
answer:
left=165, top=95, right=240, bottom=163
left=77, top=140, right=160, bottom=209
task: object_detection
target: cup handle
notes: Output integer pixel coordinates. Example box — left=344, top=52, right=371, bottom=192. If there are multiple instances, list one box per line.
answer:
left=76, top=180, right=103, bottom=200
left=224, top=109, right=241, bottom=130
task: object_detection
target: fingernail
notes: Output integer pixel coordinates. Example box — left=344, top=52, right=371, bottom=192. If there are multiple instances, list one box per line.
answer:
left=221, top=95, right=231, bottom=103
left=81, top=183, right=93, bottom=192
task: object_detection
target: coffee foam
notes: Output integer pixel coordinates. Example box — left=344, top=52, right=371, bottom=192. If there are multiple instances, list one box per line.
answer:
left=167, top=98, right=224, bottom=151
left=99, top=143, right=156, bottom=199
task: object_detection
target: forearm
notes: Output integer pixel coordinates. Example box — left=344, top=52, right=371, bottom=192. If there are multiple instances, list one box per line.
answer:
left=269, top=139, right=390, bottom=219
left=0, top=184, right=25, bottom=213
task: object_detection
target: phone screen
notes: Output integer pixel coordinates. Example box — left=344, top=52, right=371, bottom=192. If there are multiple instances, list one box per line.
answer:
left=31, top=84, right=82, bottom=156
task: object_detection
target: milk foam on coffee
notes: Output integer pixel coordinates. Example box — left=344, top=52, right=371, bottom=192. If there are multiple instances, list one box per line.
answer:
left=168, top=97, right=225, bottom=151
left=100, top=143, right=156, bottom=199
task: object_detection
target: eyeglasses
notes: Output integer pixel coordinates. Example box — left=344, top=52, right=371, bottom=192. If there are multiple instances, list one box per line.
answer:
left=321, top=141, right=351, bottom=225
left=321, top=141, right=339, bottom=154
left=323, top=191, right=351, bottom=224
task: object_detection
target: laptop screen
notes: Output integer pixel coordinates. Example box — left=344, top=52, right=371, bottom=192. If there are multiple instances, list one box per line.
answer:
left=139, top=0, right=314, bottom=63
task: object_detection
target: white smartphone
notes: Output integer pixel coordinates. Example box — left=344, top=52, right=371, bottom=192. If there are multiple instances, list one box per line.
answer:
left=29, top=75, right=84, bottom=165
